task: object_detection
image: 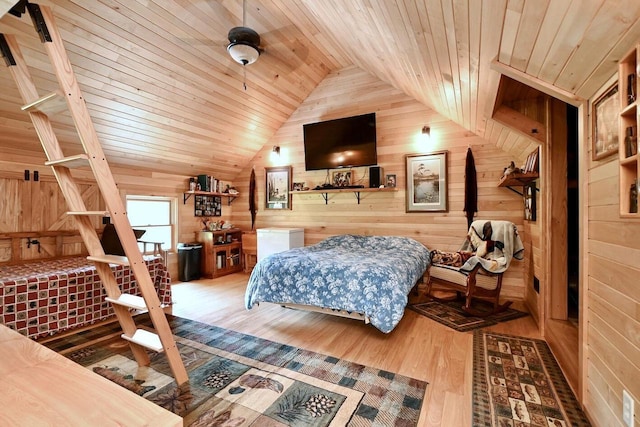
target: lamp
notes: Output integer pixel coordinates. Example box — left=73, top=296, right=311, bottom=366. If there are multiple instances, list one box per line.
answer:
left=272, top=146, right=281, bottom=156
left=227, top=27, right=261, bottom=66
left=422, top=126, right=431, bottom=136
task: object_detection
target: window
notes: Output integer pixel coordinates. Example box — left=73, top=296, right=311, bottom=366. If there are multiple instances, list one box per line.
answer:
left=126, top=195, right=176, bottom=253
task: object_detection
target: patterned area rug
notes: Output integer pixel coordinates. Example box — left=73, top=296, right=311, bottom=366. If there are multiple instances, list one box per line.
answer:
left=43, top=314, right=427, bottom=426
left=409, top=299, right=528, bottom=332
left=473, top=331, right=591, bottom=426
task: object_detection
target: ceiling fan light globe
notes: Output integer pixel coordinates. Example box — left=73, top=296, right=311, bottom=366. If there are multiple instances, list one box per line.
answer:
left=227, top=43, right=260, bottom=65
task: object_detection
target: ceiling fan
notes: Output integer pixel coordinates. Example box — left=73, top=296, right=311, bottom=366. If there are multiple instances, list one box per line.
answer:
left=227, top=26, right=262, bottom=66
left=178, top=1, right=308, bottom=88
left=226, top=0, right=263, bottom=89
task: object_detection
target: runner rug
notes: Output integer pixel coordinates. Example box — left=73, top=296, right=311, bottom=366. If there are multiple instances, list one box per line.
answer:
left=473, top=331, right=591, bottom=426
left=409, top=299, right=528, bottom=332
left=42, top=314, right=427, bottom=426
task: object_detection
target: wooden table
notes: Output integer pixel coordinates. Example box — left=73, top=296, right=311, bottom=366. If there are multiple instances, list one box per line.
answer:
left=0, top=325, right=182, bottom=426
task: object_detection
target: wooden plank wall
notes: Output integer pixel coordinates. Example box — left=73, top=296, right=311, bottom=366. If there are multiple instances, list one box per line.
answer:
left=229, top=66, right=528, bottom=300
left=0, top=158, right=206, bottom=278
left=585, top=79, right=640, bottom=424
left=0, top=172, right=102, bottom=262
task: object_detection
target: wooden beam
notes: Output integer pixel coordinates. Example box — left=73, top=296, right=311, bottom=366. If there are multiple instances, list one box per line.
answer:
left=491, top=59, right=585, bottom=107
left=493, top=105, right=546, bottom=144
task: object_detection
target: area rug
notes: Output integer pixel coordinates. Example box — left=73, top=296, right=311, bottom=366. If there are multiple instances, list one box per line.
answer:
left=43, top=314, right=427, bottom=426
left=472, top=331, right=591, bottom=426
left=409, top=299, right=528, bottom=332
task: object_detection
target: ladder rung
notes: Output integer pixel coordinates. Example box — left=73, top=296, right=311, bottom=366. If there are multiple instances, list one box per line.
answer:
left=105, top=294, right=147, bottom=311
left=21, top=90, right=67, bottom=115
left=87, top=255, right=130, bottom=266
left=121, top=329, right=163, bottom=352
left=67, top=211, right=110, bottom=216
left=45, top=154, right=90, bottom=169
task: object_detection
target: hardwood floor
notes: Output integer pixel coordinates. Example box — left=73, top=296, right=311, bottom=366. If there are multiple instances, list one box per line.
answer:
left=168, top=273, right=542, bottom=427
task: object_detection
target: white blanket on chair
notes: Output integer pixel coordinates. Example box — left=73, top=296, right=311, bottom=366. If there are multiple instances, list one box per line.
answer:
left=458, top=220, right=524, bottom=273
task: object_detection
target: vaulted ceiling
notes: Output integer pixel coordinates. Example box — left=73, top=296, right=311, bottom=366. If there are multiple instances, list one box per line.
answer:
left=1, top=1, right=639, bottom=181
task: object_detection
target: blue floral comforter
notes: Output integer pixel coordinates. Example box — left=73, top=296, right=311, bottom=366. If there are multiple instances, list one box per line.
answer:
left=245, top=234, right=431, bottom=333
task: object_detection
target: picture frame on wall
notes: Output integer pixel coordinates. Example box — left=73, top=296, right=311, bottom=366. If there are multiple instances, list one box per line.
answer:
left=385, top=174, right=397, bottom=188
left=194, top=195, right=221, bottom=217
left=332, top=170, right=351, bottom=187
left=405, top=151, right=448, bottom=212
left=592, top=82, right=619, bottom=160
left=524, top=182, right=537, bottom=221
left=265, top=166, right=291, bottom=210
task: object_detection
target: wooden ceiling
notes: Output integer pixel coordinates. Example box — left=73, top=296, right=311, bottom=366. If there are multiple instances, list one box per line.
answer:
left=1, top=1, right=639, bottom=180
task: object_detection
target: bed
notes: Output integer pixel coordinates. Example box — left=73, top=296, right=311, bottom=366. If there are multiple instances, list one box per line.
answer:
left=245, top=234, right=431, bottom=333
left=0, top=255, right=171, bottom=339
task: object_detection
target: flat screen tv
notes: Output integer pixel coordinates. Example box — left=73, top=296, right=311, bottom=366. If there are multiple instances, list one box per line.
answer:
left=303, top=113, right=377, bottom=170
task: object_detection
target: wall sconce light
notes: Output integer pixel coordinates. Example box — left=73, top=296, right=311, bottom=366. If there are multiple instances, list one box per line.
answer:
left=270, top=145, right=282, bottom=163
left=421, top=126, right=431, bottom=136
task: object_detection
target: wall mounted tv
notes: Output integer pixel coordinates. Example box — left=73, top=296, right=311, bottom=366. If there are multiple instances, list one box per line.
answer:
left=303, top=112, right=377, bottom=171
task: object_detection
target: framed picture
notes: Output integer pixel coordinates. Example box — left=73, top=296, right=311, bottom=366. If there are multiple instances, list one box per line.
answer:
left=332, top=170, right=352, bottom=187
left=265, top=166, right=291, bottom=210
left=592, top=83, right=619, bottom=160
left=194, top=195, right=221, bottom=217
left=405, top=151, right=448, bottom=212
left=385, top=174, right=397, bottom=188
left=524, top=182, right=537, bottom=221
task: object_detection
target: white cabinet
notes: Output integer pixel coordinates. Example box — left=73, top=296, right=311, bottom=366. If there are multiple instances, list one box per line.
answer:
left=257, top=228, right=304, bottom=261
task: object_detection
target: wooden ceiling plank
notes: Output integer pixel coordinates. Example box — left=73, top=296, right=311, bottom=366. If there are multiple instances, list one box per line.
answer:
left=54, top=1, right=302, bottom=116
left=509, top=0, right=549, bottom=73
left=554, top=0, right=640, bottom=92
left=477, top=0, right=507, bottom=135
left=536, top=0, right=603, bottom=84
left=438, top=0, right=463, bottom=126
left=497, top=0, right=524, bottom=66
left=576, top=17, right=640, bottom=98
left=451, top=0, right=472, bottom=131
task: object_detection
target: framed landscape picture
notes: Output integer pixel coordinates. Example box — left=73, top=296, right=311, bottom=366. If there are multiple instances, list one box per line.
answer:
left=405, top=151, right=448, bottom=212
left=265, top=166, right=291, bottom=210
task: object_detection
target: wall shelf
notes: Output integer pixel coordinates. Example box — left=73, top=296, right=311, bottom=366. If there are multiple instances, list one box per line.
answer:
left=183, top=190, right=238, bottom=205
left=498, top=172, right=539, bottom=195
left=292, top=187, right=397, bottom=204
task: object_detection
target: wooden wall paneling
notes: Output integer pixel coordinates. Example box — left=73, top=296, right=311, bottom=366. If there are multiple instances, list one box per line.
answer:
left=583, top=75, right=640, bottom=424
left=548, top=98, right=568, bottom=319
left=0, top=178, right=19, bottom=233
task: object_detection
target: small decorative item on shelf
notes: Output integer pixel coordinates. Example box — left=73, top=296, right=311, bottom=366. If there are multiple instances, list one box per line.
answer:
left=630, top=181, right=638, bottom=214
left=292, top=182, right=305, bottom=191
left=625, top=126, right=638, bottom=158
left=189, top=177, right=196, bottom=191
left=628, top=73, right=636, bottom=105
left=502, top=161, right=521, bottom=178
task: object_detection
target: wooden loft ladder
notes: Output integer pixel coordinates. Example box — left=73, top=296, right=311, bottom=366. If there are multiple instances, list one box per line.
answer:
left=0, top=3, right=188, bottom=385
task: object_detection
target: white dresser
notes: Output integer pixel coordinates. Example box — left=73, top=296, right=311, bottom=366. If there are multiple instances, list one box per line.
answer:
left=257, top=227, right=304, bottom=261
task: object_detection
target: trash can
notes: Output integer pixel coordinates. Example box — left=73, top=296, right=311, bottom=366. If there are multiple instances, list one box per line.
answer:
left=177, top=243, right=202, bottom=282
